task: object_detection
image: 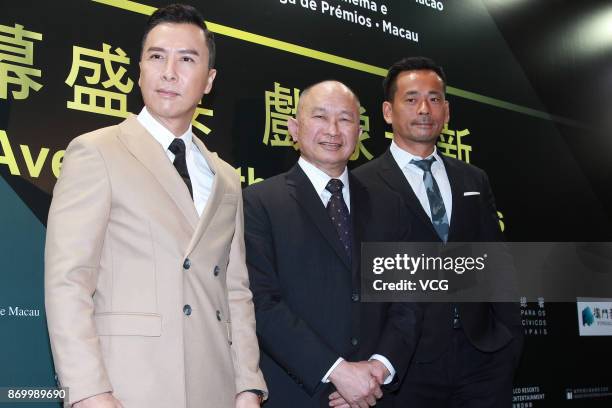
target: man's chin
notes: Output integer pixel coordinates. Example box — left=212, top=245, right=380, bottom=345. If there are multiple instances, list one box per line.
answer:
left=411, top=133, right=439, bottom=143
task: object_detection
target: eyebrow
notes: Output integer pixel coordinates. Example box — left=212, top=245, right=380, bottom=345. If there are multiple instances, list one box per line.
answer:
left=310, top=106, right=356, bottom=116
left=310, top=107, right=327, bottom=114
left=145, top=46, right=200, bottom=56
left=179, top=49, right=200, bottom=56
left=404, top=90, right=443, bottom=96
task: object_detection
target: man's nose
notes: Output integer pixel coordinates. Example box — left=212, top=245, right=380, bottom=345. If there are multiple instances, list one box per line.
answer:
left=162, top=58, right=177, bottom=81
left=327, top=119, right=340, bottom=136
left=417, top=99, right=430, bottom=115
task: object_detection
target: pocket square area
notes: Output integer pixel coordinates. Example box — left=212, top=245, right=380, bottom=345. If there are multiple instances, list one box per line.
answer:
left=463, top=191, right=480, bottom=196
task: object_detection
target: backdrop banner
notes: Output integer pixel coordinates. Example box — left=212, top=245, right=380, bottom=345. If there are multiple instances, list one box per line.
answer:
left=1, top=1, right=611, bottom=406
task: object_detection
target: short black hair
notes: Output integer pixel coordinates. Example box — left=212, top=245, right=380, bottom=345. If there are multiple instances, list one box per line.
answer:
left=383, top=56, right=446, bottom=101
left=141, top=3, right=216, bottom=69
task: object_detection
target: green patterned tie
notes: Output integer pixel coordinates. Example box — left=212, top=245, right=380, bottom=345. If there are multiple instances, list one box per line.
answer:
left=410, top=157, right=449, bottom=242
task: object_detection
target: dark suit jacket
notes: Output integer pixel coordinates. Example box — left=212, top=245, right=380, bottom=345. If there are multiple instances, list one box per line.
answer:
left=244, top=164, right=419, bottom=408
left=354, top=149, right=522, bottom=364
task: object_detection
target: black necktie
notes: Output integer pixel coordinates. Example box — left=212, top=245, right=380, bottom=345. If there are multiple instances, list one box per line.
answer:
left=168, top=138, right=193, bottom=198
left=325, top=178, right=352, bottom=260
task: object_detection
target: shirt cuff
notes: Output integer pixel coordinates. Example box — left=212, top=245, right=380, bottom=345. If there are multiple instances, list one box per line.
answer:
left=321, top=357, right=344, bottom=383
left=369, top=354, right=395, bottom=384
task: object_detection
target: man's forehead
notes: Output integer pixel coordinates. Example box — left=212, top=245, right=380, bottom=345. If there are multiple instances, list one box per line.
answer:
left=396, top=71, right=444, bottom=92
left=144, top=23, right=206, bottom=46
left=399, top=70, right=444, bottom=85
left=305, top=89, right=357, bottom=108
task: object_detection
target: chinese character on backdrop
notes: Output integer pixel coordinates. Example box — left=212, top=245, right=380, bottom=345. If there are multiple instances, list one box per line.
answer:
left=437, top=124, right=472, bottom=163
left=0, top=23, right=43, bottom=100
left=263, top=82, right=300, bottom=148
left=192, top=101, right=213, bottom=135
left=65, top=43, right=134, bottom=118
left=349, top=106, right=373, bottom=161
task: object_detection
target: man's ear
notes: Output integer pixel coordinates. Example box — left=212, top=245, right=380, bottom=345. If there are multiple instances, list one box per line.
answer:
left=203, top=69, right=217, bottom=95
left=288, top=117, right=299, bottom=142
left=444, top=100, right=450, bottom=124
left=138, top=61, right=142, bottom=88
left=382, top=101, right=393, bottom=125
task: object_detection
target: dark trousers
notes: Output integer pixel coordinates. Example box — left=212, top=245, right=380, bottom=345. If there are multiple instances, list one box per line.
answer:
left=394, top=329, right=522, bottom=408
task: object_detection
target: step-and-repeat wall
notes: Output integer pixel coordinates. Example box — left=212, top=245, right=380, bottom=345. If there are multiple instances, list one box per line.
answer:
left=1, top=0, right=611, bottom=406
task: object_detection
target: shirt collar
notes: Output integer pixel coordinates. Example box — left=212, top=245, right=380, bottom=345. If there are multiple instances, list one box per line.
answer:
left=390, top=139, right=443, bottom=171
left=137, top=107, right=193, bottom=152
left=298, top=157, right=349, bottom=195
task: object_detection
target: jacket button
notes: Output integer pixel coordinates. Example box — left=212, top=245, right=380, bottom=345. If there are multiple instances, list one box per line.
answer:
left=216, top=310, right=222, bottom=321
left=351, top=337, right=359, bottom=346
left=183, top=258, right=191, bottom=270
left=213, top=265, right=220, bottom=276
left=183, top=305, right=192, bottom=316
left=351, top=293, right=360, bottom=302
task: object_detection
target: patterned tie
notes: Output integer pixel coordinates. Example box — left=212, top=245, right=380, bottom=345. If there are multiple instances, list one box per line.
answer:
left=325, top=178, right=352, bottom=259
left=410, top=157, right=449, bottom=242
left=168, top=138, right=193, bottom=198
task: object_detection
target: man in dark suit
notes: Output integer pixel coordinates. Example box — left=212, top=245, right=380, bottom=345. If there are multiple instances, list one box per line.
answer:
left=244, top=81, right=417, bottom=408
left=354, top=57, right=523, bottom=407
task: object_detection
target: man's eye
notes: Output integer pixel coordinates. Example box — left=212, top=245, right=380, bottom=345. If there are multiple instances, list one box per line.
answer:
left=182, top=56, right=194, bottom=62
left=149, top=54, right=163, bottom=60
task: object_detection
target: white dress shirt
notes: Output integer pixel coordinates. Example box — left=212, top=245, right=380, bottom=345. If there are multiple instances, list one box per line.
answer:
left=298, top=157, right=351, bottom=211
left=389, top=140, right=453, bottom=224
left=137, top=107, right=214, bottom=216
left=297, top=157, right=395, bottom=385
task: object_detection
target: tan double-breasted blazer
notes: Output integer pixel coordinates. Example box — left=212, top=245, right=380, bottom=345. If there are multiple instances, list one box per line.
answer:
left=45, top=115, right=266, bottom=407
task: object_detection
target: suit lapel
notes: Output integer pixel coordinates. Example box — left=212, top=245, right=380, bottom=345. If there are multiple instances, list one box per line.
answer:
left=117, top=115, right=199, bottom=230
left=286, top=164, right=351, bottom=270
left=185, top=136, right=224, bottom=255
left=378, top=149, right=440, bottom=239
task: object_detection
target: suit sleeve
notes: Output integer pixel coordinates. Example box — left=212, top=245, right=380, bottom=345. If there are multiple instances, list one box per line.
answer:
left=479, top=170, right=504, bottom=242
left=243, top=189, right=339, bottom=396
left=375, top=303, right=423, bottom=388
left=372, top=191, right=423, bottom=389
left=225, top=182, right=268, bottom=397
left=478, top=170, right=523, bottom=331
left=44, top=136, right=113, bottom=404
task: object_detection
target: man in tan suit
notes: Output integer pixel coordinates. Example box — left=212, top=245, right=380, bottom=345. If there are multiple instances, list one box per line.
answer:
left=45, top=4, right=266, bottom=407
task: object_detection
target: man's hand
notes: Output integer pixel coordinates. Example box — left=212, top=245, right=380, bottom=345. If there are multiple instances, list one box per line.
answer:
left=367, top=359, right=391, bottom=385
left=73, top=392, right=123, bottom=408
left=235, top=391, right=262, bottom=408
left=328, top=361, right=383, bottom=408
left=329, top=360, right=389, bottom=407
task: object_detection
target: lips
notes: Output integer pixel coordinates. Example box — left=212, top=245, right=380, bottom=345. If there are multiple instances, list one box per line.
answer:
left=319, top=141, right=342, bottom=150
left=156, top=89, right=179, bottom=97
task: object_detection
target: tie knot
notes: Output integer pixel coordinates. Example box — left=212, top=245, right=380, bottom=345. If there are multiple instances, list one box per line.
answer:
left=326, top=178, right=344, bottom=194
left=410, top=157, right=436, bottom=173
left=168, top=138, right=186, bottom=155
